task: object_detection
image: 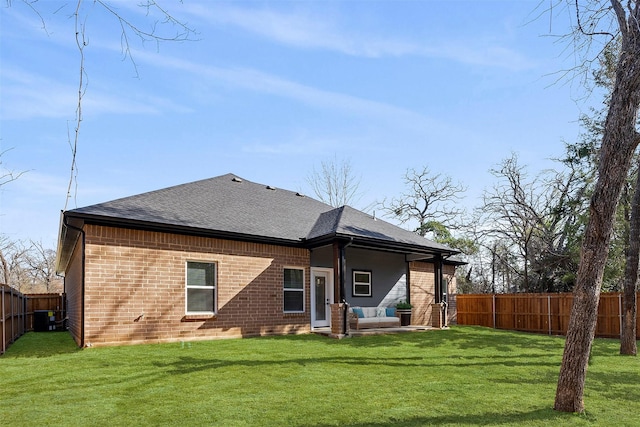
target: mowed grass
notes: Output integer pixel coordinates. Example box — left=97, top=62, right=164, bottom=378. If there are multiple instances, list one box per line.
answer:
left=1, top=326, right=639, bottom=426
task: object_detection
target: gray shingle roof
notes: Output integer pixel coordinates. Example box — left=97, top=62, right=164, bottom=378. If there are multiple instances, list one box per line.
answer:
left=68, top=173, right=332, bottom=243
left=58, top=173, right=459, bottom=272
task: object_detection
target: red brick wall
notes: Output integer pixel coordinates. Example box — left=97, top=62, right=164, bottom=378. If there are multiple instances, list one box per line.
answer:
left=65, top=237, right=84, bottom=346
left=79, top=225, right=310, bottom=347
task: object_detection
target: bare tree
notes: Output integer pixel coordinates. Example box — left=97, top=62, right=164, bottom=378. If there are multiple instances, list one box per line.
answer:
left=478, top=154, right=582, bottom=292
left=306, top=156, right=362, bottom=207
left=0, top=237, right=63, bottom=293
left=25, top=240, right=62, bottom=293
left=481, top=156, right=540, bottom=291
left=553, top=0, right=640, bottom=413
left=0, top=238, right=29, bottom=291
left=379, top=167, right=466, bottom=238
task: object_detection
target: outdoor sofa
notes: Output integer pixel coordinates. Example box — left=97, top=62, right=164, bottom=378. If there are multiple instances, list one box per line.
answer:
left=348, top=306, right=401, bottom=330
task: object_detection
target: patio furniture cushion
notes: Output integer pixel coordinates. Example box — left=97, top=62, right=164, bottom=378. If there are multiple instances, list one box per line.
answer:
left=352, top=307, right=365, bottom=318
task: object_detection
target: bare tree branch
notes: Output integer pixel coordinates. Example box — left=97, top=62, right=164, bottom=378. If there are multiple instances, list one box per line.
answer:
left=0, top=148, right=27, bottom=187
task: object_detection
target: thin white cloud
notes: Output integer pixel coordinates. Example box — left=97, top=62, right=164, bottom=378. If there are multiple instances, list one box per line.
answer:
left=189, top=4, right=404, bottom=57
left=185, top=3, right=534, bottom=69
left=7, top=171, right=69, bottom=198
left=424, top=42, right=535, bottom=71
left=0, top=68, right=76, bottom=120
left=241, top=131, right=357, bottom=156
left=134, top=50, right=437, bottom=131
left=0, top=67, right=192, bottom=120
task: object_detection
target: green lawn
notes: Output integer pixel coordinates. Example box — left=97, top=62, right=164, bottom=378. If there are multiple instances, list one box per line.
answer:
left=1, top=326, right=639, bottom=426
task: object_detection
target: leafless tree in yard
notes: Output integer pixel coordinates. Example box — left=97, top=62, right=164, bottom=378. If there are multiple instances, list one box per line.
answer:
left=0, top=238, right=63, bottom=293
left=379, top=167, right=466, bottom=238
left=25, top=240, right=62, bottom=293
left=0, top=238, right=29, bottom=291
left=477, top=154, right=583, bottom=292
left=306, top=156, right=362, bottom=208
left=550, top=0, right=640, bottom=413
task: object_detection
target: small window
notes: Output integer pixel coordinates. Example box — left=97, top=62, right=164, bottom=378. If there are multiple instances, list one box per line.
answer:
left=352, top=270, right=372, bottom=297
left=186, top=261, right=216, bottom=314
left=284, top=268, right=304, bottom=313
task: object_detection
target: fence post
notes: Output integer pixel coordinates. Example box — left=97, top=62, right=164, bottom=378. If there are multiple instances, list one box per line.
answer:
left=492, top=294, right=496, bottom=329
left=10, top=287, right=14, bottom=344
left=548, top=295, right=551, bottom=335
left=22, top=293, right=27, bottom=336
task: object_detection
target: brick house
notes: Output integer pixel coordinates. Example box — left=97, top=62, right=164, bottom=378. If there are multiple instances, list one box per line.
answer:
left=55, top=174, right=462, bottom=347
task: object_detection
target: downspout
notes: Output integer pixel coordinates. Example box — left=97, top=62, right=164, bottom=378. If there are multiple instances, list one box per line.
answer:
left=63, top=217, right=86, bottom=348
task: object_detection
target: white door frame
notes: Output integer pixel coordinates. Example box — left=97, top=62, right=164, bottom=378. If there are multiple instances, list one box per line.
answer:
left=310, top=267, right=334, bottom=328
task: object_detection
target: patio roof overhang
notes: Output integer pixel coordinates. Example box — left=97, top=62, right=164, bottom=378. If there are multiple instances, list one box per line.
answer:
left=302, top=233, right=463, bottom=264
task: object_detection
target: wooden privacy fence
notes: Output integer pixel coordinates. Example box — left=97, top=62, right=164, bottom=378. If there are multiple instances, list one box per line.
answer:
left=1, top=284, right=27, bottom=355
left=457, top=292, right=640, bottom=339
left=1, top=285, right=66, bottom=355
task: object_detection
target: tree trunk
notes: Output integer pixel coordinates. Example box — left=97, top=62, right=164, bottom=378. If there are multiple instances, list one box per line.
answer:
left=554, top=2, right=640, bottom=412
left=620, top=162, right=639, bottom=356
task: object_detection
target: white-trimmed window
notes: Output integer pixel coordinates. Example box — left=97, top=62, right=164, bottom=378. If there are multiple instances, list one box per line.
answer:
left=353, top=270, right=372, bottom=297
left=186, top=261, right=216, bottom=314
left=283, top=267, right=304, bottom=313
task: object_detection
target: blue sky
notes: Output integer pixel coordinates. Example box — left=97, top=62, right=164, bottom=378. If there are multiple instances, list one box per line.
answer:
left=1, top=1, right=598, bottom=247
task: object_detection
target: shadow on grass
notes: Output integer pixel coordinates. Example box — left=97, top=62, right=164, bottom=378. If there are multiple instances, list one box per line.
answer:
left=587, top=369, right=640, bottom=402
left=313, top=407, right=594, bottom=427
left=341, top=326, right=565, bottom=351
left=307, top=326, right=567, bottom=364
left=2, top=331, right=80, bottom=358
left=153, top=349, right=560, bottom=377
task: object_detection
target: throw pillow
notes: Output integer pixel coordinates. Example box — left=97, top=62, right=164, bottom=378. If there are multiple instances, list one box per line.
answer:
left=386, top=307, right=396, bottom=317
left=352, top=307, right=365, bottom=318
left=376, top=307, right=387, bottom=317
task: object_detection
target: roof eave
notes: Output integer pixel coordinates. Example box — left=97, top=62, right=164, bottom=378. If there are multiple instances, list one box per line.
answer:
left=64, top=211, right=306, bottom=248
left=55, top=213, right=83, bottom=275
